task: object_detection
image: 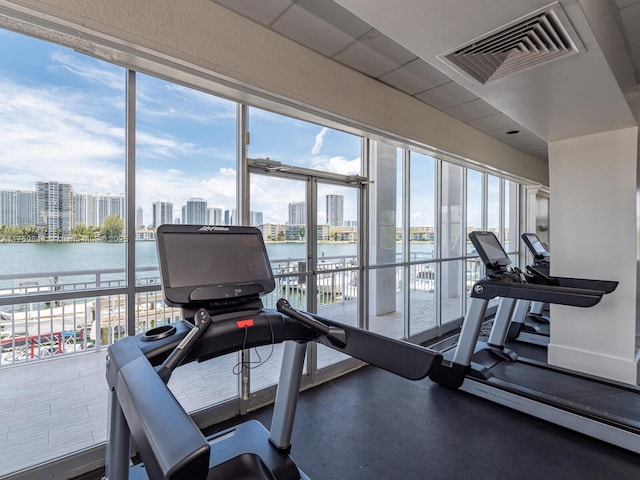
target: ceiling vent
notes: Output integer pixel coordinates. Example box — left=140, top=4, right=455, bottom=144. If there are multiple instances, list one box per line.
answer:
left=441, top=5, right=583, bottom=84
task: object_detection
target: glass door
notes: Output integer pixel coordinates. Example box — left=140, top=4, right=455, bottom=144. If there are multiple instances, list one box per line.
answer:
left=247, top=166, right=365, bottom=383
left=247, top=173, right=308, bottom=392
left=315, top=182, right=360, bottom=369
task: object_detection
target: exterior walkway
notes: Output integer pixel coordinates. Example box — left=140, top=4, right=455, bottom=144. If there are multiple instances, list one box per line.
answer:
left=0, top=350, right=109, bottom=478
left=0, top=294, right=447, bottom=478
left=0, top=347, right=284, bottom=478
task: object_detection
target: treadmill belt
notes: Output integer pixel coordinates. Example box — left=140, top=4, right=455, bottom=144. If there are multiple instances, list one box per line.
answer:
left=490, top=361, right=640, bottom=423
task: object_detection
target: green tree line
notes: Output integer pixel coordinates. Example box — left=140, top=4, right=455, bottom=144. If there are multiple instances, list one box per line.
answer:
left=0, top=215, right=125, bottom=242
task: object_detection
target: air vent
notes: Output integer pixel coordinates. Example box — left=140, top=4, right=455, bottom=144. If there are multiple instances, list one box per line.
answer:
left=442, top=7, right=582, bottom=84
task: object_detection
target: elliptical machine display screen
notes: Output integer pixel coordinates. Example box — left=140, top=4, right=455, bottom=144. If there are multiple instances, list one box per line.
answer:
left=156, top=225, right=276, bottom=306
left=469, top=231, right=511, bottom=268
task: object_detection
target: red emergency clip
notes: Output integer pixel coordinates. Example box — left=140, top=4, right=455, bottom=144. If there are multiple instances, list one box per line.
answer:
left=236, top=319, right=254, bottom=328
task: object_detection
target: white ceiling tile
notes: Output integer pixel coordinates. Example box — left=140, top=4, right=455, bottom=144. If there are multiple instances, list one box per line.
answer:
left=615, top=0, right=640, bottom=10
left=517, top=139, right=548, bottom=151
left=379, top=65, right=442, bottom=94
left=619, top=3, right=640, bottom=44
left=630, top=42, right=640, bottom=64
left=404, top=59, right=451, bottom=90
left=414, top=82, right=477, bottom=110
left=335, top=41, right=401, bottom=77
left=358, top=29, right=417, bottom=65
left=467, top=113, right=519, bottom=132
left=296, top=0, right=371, bottom=38
left=212, top=0, right=293, bottom=26
left=491, top=131, right=544, bottom=148
left=379, top=59, right=451, bottom=96
left=443, top=98, right=500, bottom=122
left=272, top=4, right=355, bottom=57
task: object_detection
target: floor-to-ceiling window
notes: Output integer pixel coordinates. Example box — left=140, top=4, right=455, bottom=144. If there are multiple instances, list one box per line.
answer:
left=0, top=20, right=525, bottom=477
left=440, top=162, right=465, bottom=326
left=0, top=29, right=127, bottom=364
left=246, top=106, right=364, bottom=377
left=408, top=151, right=437, bottom=339
left=466, top=169, right=484, bottom=293
left=0, top=24, right=525, bottom=365
left=134, top=71, right=240, bottom=403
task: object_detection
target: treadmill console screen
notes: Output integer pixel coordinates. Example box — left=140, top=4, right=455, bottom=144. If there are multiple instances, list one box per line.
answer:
left=469, top=231, right=511, bottom=268
left=521, top=233, right=550, bottom=260
left=156, top=225, right=275, bottom=306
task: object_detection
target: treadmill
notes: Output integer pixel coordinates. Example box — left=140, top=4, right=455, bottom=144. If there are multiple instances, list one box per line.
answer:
left=430, top=231, right=640, bottom=454
left=507, top=233, right=552, bottom=345
left=508, top=233, right=618, bottom=347
left=105, top=224, right=443, bottom=480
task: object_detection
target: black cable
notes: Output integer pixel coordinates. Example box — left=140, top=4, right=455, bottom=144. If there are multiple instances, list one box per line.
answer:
left=232, top=316, right=276, bottom=375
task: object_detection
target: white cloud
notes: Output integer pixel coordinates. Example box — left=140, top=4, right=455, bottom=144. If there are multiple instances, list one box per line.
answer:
left=311, top=127, right=328, bottom=155
left=0, top=49, right=359, bottom=227
left=49, top=50, right=125, bottom=93
left=0, top=81, right=125, bottom=193
left=137, top=167, right=238, bottom=225
left=310, top=155, right=361, bottom=176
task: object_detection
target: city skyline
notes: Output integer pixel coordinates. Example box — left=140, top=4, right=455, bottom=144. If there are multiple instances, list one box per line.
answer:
left=0, top=182, right=356, bottom=234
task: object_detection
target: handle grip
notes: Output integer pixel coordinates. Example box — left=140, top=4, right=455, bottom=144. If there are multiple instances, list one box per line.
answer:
left=276, top=298, right=347, bottom=348
left=156, top=308, right=213, bottom=383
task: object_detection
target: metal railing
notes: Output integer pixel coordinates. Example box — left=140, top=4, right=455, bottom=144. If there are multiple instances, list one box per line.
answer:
left=0, top=255, right=489, bottom=367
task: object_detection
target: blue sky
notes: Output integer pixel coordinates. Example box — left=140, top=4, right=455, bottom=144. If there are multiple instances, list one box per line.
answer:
left=0, top=28, right=365, bottom=225
left=0, top=27, right=497, bottom=228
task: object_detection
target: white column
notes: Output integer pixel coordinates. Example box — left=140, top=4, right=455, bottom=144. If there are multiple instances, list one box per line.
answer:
left=547, top=127, right=639, bottom=384
left=369, top=141, right=397, bottom=315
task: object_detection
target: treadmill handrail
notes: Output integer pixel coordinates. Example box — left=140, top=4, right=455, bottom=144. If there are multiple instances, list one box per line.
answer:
left=132, top=308, right=442, bottom=379
left=107, top=337, right=210, bottom=480
left=470, top=278, right=605, bottom=307
left=553, top=277, right=618, bottom=294
left=306, top=311, right=443, bottom=380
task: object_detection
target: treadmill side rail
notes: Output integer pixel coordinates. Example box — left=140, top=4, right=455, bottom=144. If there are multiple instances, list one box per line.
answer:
left=107, top=337, right=210, bottom=480
left=471, top=279, right=604, bottom=307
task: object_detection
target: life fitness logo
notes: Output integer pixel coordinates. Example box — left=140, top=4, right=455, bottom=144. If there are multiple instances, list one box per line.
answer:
left=199, top=226, right=229, bottom=232
left=473, top=284, right=484, bottom=294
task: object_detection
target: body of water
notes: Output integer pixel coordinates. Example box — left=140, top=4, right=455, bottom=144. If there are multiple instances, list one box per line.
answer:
left=0, top=241, right=441, bottom=289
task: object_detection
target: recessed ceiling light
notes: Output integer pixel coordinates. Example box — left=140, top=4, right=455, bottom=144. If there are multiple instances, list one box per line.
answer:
left=506, top=130, right=520, bottom=135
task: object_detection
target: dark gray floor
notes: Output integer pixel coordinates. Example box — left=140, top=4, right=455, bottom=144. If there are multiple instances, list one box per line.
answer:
left=207, top=365, right=640, bottom=480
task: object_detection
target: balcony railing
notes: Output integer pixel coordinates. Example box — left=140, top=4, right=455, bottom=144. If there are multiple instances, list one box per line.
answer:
left=0, top=255, right=487, bottom=366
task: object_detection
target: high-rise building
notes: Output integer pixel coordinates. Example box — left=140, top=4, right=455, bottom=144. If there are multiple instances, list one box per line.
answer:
left=206, top=207, right=222, bottom=225
left=183, top=198, right=207, bottom=224
left=136, top=207, right=144, bottom=228
left=36, top=181, right=73, bottom=240
left=249, top=210, right=263, bottom=226
left=288, top=201, right=305, bottom=225
left=224, top=209, right=235, bottom=225
left=73, top=193, right=88, bottom=226
left=105, top=195, right=125, bottom=225
left=0, top=190, right=36, bottom=227
left=152, top=201, right=173, bottom=228
left=326, top=193, right=344, bottom=226
left=74, top=193, right=125, bottom=227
